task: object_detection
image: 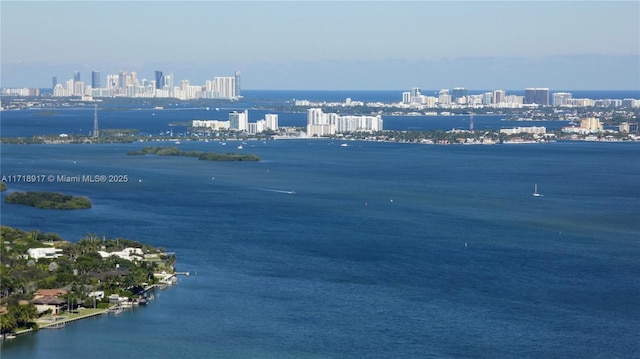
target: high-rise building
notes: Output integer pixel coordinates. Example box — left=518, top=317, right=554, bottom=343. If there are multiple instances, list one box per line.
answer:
left=438, top=89, right=451, bottom=105
left=73, top=81, right=85, bottom=96
left=553, top=92, right=572, bottom=107
left=452, top=87, right=468, bottom=103
left=52, top=76, right=57, bottom=89
left=130, top=72, right=138, bottom=87
left=229, top=110, right=248, bottom=131
left=524, top=88, right=536, bottom=104
left=91, top=71, right=101, bottom=89
left=74, top=71, right=81, bottom=82
left=402, top=92, right=411, bottom=104
left=235, top=71, right=241, bottom=97
left=534, top=88, right=549, bottom=106
left=265, top=114, right=279, bottom=131
left=106, top=75, right=118, bottom=89
left=155, top=71, right=164, bottom=90
left=482, top=92, right=493, bottom=105
left=581, top=117, right=603, bottom=132
left=493, top=90, right=506, bottom=104
left=525, top=88, right=550, bottom=106
left=118, top=71, right=128, bottom=89
left=164, top=74, right=173, bottom=88
left=213, top=77, right=236, bottom=98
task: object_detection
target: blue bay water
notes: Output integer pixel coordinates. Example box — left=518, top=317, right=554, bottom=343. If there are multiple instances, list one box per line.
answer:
left=1, top=138, right=639, bottom=358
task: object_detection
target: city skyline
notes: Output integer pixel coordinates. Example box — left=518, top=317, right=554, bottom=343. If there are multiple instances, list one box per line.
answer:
left=1, top=1, right=639, bottom=90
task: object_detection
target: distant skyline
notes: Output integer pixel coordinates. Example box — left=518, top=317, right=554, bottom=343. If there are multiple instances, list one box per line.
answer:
left=2, top=1, right=639, bottom=90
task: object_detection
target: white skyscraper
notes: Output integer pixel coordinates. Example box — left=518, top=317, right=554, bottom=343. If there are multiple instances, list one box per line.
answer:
left=402, top=92, right=411, bottom=104
left=493, top=90, right=506, bottom=104
left=265, top=114, right=279, bottom=130
left=438, top=89, right=451, bottom=105
left=213, top=77, right=236, bottom=99
left=229, top=110, right=248, bottom=131
left=553, top=92, right=573, bottom=107
left=306, top=108, right=382, bottom=137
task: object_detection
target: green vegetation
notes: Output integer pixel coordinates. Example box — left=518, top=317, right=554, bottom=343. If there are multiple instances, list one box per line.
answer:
left=0, top=226, right=176, bottom=335
left=127, top=146, right=261, bottom=161
left=5, top=192, right=92, bottom=209
left=0, top=128, right=140, bottom=145
left=0, top=182, right=7, bottom=191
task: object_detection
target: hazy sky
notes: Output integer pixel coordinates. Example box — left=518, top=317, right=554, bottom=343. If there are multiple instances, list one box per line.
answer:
left=2, top=1, right=639, bottom=90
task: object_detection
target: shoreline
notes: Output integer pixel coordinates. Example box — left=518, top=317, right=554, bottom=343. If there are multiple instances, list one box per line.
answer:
left=6, top=282, right=173, bottom=339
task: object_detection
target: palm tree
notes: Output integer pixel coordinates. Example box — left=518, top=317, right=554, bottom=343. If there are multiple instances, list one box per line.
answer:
left=18, top=303, right=38, bottom=326
left=0, top=313, right=17, bottom=334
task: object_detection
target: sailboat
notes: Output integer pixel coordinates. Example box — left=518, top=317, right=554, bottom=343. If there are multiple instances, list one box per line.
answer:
left=533, top=184, right=543, bottom=197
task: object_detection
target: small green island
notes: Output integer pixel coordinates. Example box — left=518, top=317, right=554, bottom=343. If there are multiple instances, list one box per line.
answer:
left=0, top=182, right=7, bottom=191
left=5, top=191, right=92, bottom=209
left=127, top=146, right=261, bottom=161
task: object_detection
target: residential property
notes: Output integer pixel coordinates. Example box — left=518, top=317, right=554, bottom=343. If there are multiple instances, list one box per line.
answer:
left=97, top=247, right=144, bottom=261
left=27, top=247, right=64, bottom=261
left=306, top=108, right=383, bottom=137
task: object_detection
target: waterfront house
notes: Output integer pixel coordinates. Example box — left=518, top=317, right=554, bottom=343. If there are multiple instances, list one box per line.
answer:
left=27, top=247, right=64, bottom=261
left=32, top=297, right=67, bottom=314
left=32, top=289, right=69, bottom=314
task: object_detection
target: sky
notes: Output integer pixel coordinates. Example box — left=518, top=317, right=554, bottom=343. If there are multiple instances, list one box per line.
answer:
left=1, top=1, right=639, bottom=90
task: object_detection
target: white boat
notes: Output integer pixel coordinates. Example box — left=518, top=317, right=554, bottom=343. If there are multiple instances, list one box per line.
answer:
left=533, top=184, right=543, bottom=197
left=340, top=143, right=348, bottom=147
left=43, top=322, right=65, bottom=329
left=237, top=145, right=243, bottom=150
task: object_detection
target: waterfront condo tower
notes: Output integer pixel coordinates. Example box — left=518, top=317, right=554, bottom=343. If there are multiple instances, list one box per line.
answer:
left=229, top=110, right=248, bottom=131
left=452, top=87, right=468, bottom=103
left=91, top=71, right=101, bottom=89
left=525, top=88, right=550, bottom=106
left=235, top=71, right=241, bottom=97
left=155, top=71, right=164, bottom=89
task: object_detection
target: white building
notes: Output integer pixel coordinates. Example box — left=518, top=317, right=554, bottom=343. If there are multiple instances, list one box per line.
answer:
left=192, top=120, right=229, bottom=130
left=265, top=114, right=279, bottom=131
left=493, top=90, right=506, bottom=105
left=438, top=89, right=451, bottom=106
left=306, top=108, right=383, bottom=137
left=204, top=77, right=236, bottom=99
left=402, top=92, right=411, bottom=104
left=27, top=247, right=64, bottom=261
left=552, top=92, right=573, bottom=107
left=229, top=110, right=249, bottom=131
left=97, top=247, right=144, bottom=261
left=499, top=126, right=547, bottom=135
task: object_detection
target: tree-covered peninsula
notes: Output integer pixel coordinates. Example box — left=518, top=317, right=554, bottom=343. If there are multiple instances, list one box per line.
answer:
left=5, top=192, right=92, bottom=209
left=0, top=226, right=177, bottom=336
left=127, top=146, right=261, bottom=161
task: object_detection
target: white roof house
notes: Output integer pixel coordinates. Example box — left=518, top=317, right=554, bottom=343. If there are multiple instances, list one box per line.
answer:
left=27, top=247, right=63, bottom=261
left=97, top=247, right=144, bottom=261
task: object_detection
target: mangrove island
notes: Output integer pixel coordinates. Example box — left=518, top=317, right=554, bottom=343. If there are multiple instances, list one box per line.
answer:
left=5, top=191, right=92, bottom=210
left=127, top=146, right=261, bottom=161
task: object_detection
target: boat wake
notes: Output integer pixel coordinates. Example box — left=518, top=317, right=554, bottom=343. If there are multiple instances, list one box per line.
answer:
left=254, top=188, right=296, bottom=195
